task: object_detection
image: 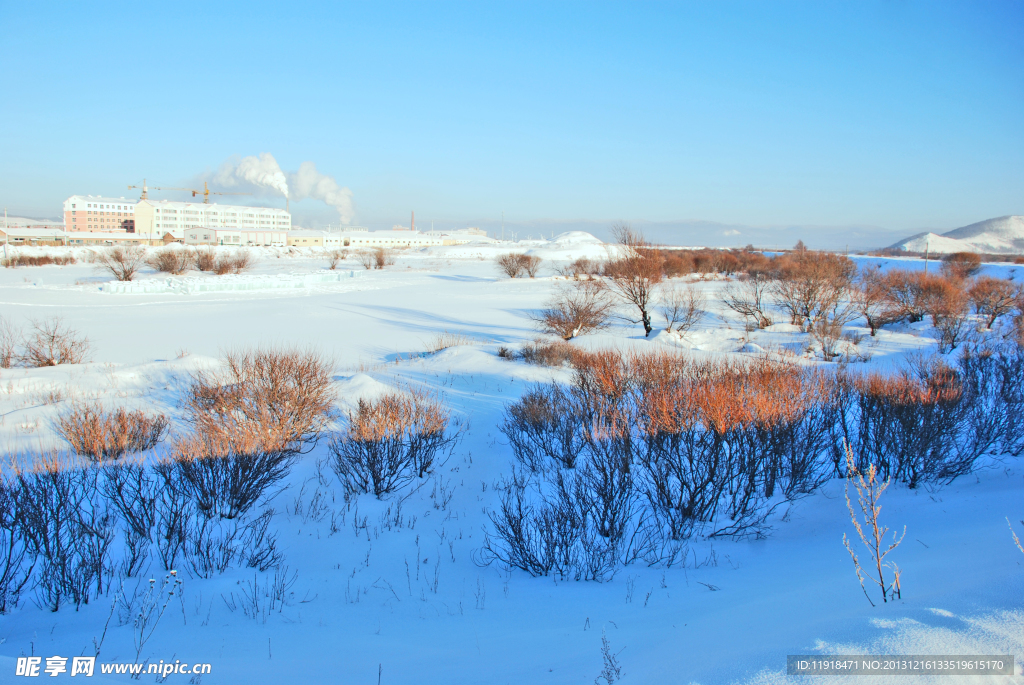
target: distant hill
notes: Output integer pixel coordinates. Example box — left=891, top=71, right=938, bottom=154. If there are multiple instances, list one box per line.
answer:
left=889, top=215, right=1024, bottom=255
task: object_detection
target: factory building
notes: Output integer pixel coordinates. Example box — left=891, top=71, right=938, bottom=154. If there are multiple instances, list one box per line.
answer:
left=63, top=196, right=137, bottom=232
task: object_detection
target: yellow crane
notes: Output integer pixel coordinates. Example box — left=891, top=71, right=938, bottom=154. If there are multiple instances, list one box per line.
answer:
left=128, top=180, right=250, bottom=203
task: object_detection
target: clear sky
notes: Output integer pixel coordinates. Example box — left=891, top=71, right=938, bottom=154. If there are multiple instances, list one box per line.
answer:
left=1, top=1, right=1021, bottom=237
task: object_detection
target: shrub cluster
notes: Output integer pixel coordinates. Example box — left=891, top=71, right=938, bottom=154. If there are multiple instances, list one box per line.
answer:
left=496, top=253, right=543, bottom=278
left=328, top=390, right=457, bottom=498
left=54, top=404, right=168, bottom=462
left=1, top=254, right=77, bottom=268
left=484, top=345, right=1024, bottom=579
left=0, top=347, right=338, bottom=614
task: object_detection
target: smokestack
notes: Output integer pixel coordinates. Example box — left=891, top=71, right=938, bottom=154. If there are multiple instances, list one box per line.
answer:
left=411, top=211, right=415, bottom=232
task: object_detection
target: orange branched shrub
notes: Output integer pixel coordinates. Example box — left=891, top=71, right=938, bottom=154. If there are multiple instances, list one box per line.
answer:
left=54, top=404, right=168, bottom=462
left=329, top=390, right=457, bottom=497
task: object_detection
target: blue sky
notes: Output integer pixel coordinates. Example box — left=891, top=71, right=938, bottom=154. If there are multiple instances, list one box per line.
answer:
left=1, top=1, right=1021, bottom=240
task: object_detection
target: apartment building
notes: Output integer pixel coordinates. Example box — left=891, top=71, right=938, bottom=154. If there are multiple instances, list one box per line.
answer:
left=134, top=199, right=291, bottom=240
left=63, top=196, right=137, bottom=232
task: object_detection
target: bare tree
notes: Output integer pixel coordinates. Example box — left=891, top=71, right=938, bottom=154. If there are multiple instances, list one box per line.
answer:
left=940, top=251, right=982, bottom=281
left=95, top=246, right=148, bottom=281
left=535, top=280, right=613, bottom=340
left=724, top=273, right=774, bottom=329
left=20, top=317, right=91, bottom=366
left=328, top=249, right=346, bottom=270
left=661, top=284, right=706, bottom=335
left=603, top=224, right=663, bottom=336
left=926, top=278, right=972, bottom=353
left=968, top=276, right=1017, bottom=329
left=855, top=266, right=902, bottom=336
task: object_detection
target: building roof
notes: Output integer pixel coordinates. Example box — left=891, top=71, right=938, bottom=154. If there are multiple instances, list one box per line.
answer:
left=0, top=227, right=67, bottom=238
left=66, top=195, right=137, bottom=205
left=138, top=199, right=290, bottom=215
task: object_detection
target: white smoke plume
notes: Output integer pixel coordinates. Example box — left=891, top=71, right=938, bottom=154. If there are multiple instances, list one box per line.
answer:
left=287, top=161, right=354, bottom=225
left=210, top=153, right=354, bottom=224
left=214, top=153, right=290, bottom=198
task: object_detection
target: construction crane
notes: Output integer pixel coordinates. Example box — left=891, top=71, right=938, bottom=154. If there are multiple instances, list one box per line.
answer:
left=128, top=180, right=250, bottom=204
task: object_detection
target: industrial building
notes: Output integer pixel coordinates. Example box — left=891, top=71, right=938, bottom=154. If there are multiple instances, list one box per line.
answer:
left=63, top=196, right=137, bottom=232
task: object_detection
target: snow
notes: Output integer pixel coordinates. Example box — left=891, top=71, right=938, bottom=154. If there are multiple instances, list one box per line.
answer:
left=889, top=216, right=1024, bottom=255
left=0, top=240, right=1021, bottom=684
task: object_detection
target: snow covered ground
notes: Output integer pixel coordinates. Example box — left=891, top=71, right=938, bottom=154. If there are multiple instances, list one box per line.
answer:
left=0, top=236, right=1021, bottom=684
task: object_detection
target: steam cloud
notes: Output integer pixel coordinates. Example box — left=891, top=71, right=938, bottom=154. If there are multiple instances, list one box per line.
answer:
left=211, top=153, right=354, bottom=224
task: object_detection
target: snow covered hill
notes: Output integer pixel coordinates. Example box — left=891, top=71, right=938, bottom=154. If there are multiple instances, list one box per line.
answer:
left=889, top=216, right=1024, bottom=255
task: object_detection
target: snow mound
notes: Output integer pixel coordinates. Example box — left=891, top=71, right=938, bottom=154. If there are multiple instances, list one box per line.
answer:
left=889, top=216, right=1024, bottom=255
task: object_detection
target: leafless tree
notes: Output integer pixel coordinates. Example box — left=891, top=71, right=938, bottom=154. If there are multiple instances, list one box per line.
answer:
left=328, top=250, right=346, bottom=270
left=603, top=224, right=664, bottom=336
left=557, top=257, right=602, bottom=279
left=357, top=249, right=376, bottom=270
left=940, top=251, right=982, bottom=281
left=661, top=284, right=706, bottom=334
left=535, top=280, right=613, bottom=340
left=724, top=273, right=774, bottom=329
left=968, top=276, right=1017, bottom=329
left=771, top=251, right=855, bottom=330
left=20, top=317, right=90, bottom=366
left=854, top=266, right=902, bottom=336
left=95, top=245, right=148, bottom=281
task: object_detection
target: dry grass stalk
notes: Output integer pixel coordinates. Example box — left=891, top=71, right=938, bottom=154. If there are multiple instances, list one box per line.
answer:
left=1008, top=518, right=1024, bottom=556
left=425, top=331, right=475, bottom=354
left=842, top=443, right=905, bottom=607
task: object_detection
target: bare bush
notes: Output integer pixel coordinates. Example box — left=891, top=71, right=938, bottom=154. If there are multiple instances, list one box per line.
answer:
left=925, top=278, right=971, bottom=353
left=0, top=479, right=33, bottom=613
left=147, top=248, right=191, bottom=275
left=660, top=284, right=706, bottom=334
left=521, top=254, right=542, bottom=278
left=94, top=245, right=148, bottom=282
left=500, top=339, right=576, bottom=366
left=535, top=280, right=612, bottom=340
left=603, top=225, right=663, bottom=336
left=329, top=391, right=457, bottom=497
left=54, top=404, right=168, bottom=462
left=373, top=247, right=396, bottom=269
left=194, top=247, right=217, bottom=272
left=496, top=252, right=525, bottom=278
left=182, top=347, right=336, bottom=455
left=940, top=251, right=982, bottom=281
left=2, top=254, right=77, bottom=268
left=328, top=249, right=346, bottom=270
left=0, top=316, right=21, bottom=368
left=969, top=277, right=1017, bottom=329
left=171, top=348, right=336, bottom=519
left=724, top=273, right=774, bottom=329
left=557, top=257, right=602, bottom=279
left=357, top=249, right=376, bottom=270
left=20, top=317, right=90, bottom=367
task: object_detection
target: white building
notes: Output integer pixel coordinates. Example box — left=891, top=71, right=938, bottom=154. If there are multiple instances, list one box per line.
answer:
left=134, top=199, right=291, bottom=243
left=343, top=231, right=443, bottom=247
left=63, top=196, right=137, bottom=232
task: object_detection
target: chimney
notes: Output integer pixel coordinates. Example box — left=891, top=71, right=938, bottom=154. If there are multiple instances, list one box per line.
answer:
left=411, top=211, right=415, bottom=232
